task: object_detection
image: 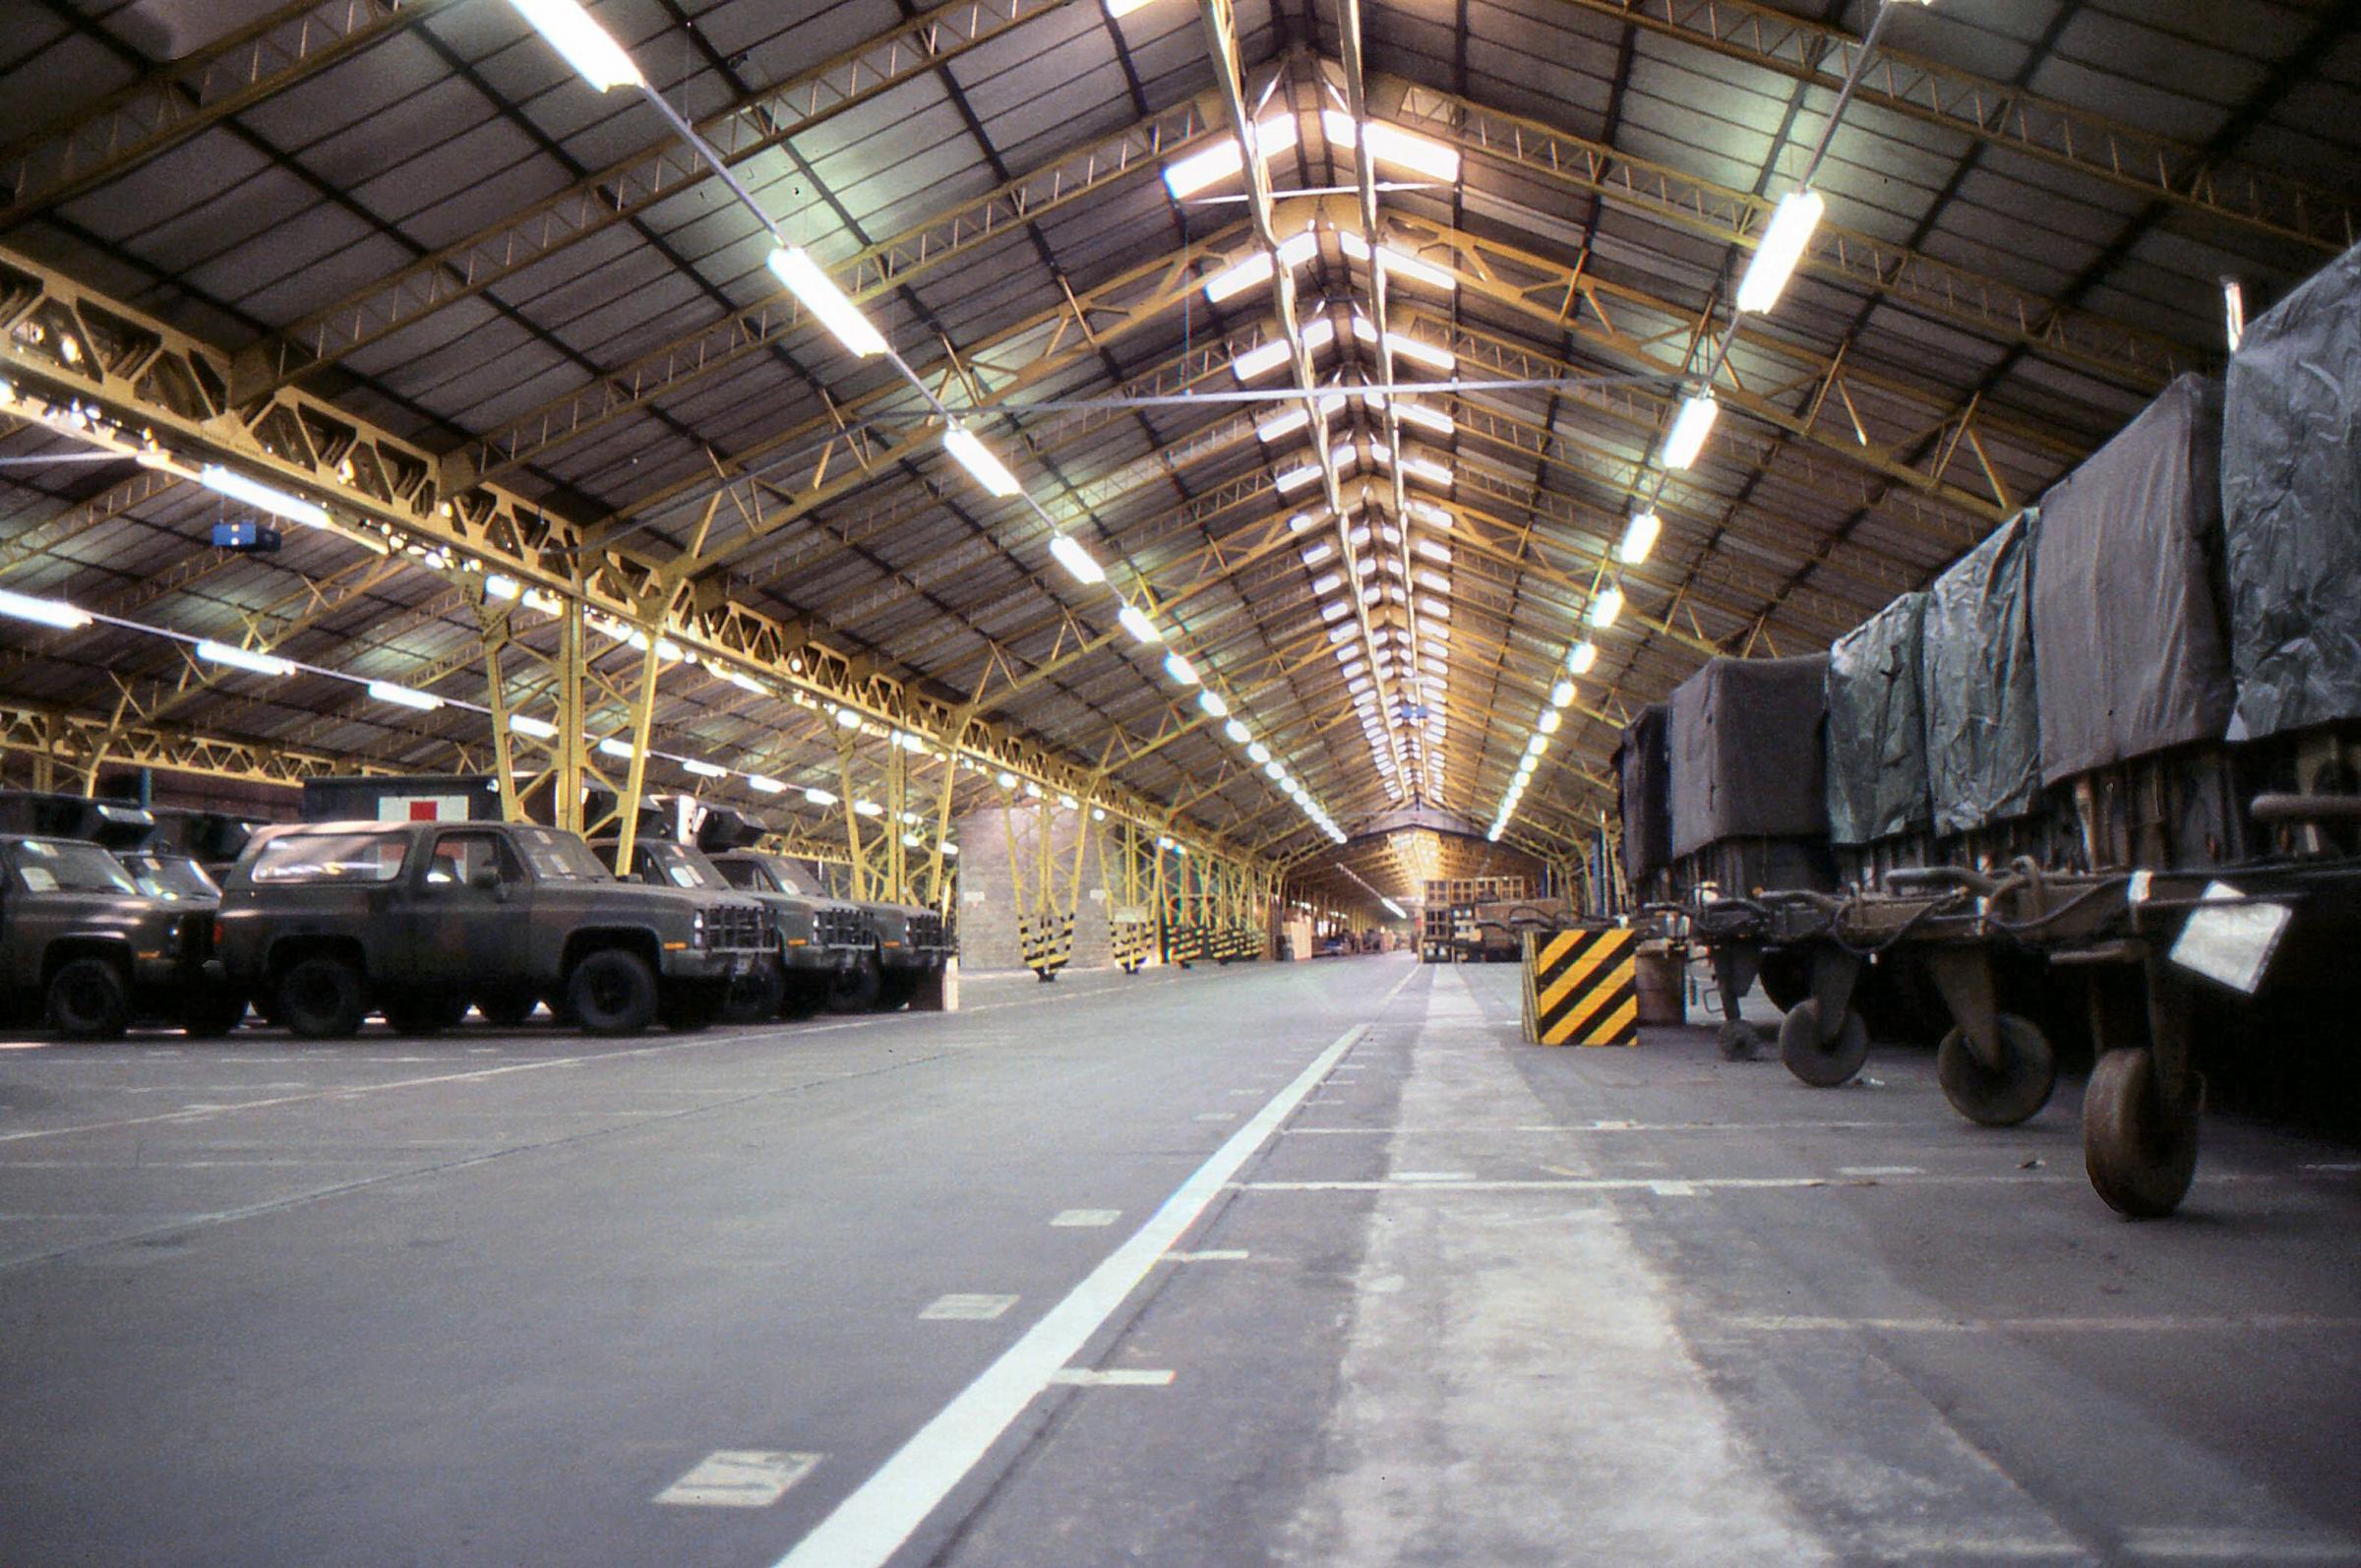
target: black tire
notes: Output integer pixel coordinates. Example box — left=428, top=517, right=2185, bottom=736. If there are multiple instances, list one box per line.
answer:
left=1717, top=1019, right=1760, bottom=1060
left=723, top=957, right=788, bottom=1025
left=658, top=982, right=724, bottom=1033
left=275, top=955, right=367, bottom=1040
left=779, top=975, right=827, bottom=1021
left=826, top=950, right=883, bottom=1014
left=47, top=957, right=131, bottom=1041
left=383, top=990, right=466, bottom=1036
left=475, top=988, right=538, bottom=1029
left=1937, top=1011, right=2057, bottom=1127
left=878, top=969, right=922, bottom=1011
left=566, top=948, right=658, bottom=1037
left=1779, top=998, right=1870, bottom=1087
left=2084, top=1048, right=2200, bottom=1219
left=179, top=983, right=249, bottom=1039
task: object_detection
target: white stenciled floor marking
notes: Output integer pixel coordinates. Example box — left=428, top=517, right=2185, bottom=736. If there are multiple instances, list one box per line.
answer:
left=1051, top=1209, right=1120, bottom=1228
left=1166, top=1248, right=1251, bottom=1262
left=1047, top=1368, right=1176, bottom=1387
left=655, top=1451, right=818, bottom=1508
left=919, top=1294, right=1017, bottom=1321
left=770, top=963, right=1420, bottom=1568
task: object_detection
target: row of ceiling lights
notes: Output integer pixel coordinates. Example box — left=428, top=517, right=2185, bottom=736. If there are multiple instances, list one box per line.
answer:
left=507, top=0, right=1349, bottom=848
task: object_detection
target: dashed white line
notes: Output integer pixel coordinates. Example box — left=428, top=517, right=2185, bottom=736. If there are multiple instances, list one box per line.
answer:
left=918, top=1294, right=1017, bottom=1321
left=1047, top=1368, right=1176, bottom=1387
left=1050, top=1209, right=1120, bottom=1228
left=655, top=1450, right=819, bottom=1508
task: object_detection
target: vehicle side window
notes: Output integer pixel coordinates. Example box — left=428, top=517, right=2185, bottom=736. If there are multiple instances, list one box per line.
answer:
left=424, top=832, right=520, bottom=889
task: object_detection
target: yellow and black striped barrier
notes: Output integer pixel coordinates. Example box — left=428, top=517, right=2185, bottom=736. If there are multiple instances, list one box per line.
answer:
left=1168, top=921, right=1207, bottom=966
left=1111, top=917, right=1154, bottom=974
left=1019, top=911, right=1074, bottom=981
left=1520, top=927, right=1640, bottom=1047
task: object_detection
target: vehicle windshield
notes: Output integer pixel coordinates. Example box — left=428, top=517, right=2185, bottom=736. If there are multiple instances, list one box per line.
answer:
left=762, top=856, right=828, bottom=897
left=248, top=831, right=410, bottom=884
left=6, top=838, right=141, bottom=895
left=121, top=854, right=219, bottom=900
left=713, top=857, right=779, bottom=894
left=639, top=841, right=725, bottom=890
left=511, top=827, right=608, bottom=880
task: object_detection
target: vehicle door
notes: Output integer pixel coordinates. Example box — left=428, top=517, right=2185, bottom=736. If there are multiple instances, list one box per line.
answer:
left=408, top=829, right=531, bottom=985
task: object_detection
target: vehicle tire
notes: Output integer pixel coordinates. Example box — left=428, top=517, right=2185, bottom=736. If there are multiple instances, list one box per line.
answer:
left=179, top=982, right=249, bottom=1039
left=1936, top=1011, right=2056, bottom=1127
left=1717, top=1019, right=1760, bottom=1061
left=2084, top=1048, right=2200, bottom=1219
left=723, top=957, right=788, bottom=1025
left=475, top=987, right=538, bottom=1029
left=877, top=969, right=921, bottom=1011
left=383, top=990, right=464, bottom=1036
left=1778, top=998, right=1870, bottom=1087
left=826, top=949, right=883, bottom=1014
left=566, top=948, right=658, bottom=1037
left=658, top=982, right=724, bottom=1033
left=275, top=955, right=367, bottom=1040
left=779, top=975, right=827, bottom=1021
left=47, top=958, right=131, bottom=1041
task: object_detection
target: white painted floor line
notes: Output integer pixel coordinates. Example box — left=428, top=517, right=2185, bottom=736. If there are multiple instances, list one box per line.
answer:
left=1192, top=1112, right=1236, bottom=1122
left=1165, top=1249, right=1250, bottom=1262
left=2124, top=1526, right=2361, bottom=1561
left=1284, top=1120, right=1887, bottom=1135
left=919, top=1294, right=1018, bottom=1321
left=655, top=1450, right=820, bottom=1508
left=769, top=1013, right=1387, bottom=1568
left=1841, top=1166, right=1926, bottom=1176
left=1046, top=1368, right=1176, bottom=1387
left=1236, top=1174, right=2085, bottom=1193
left=1390, top=1171, right=1476, bottom=1182
left=1050, top=1209, right=1120, bottom=1228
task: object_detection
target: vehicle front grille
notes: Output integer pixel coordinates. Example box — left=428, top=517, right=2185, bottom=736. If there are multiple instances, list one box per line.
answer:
left=907, top=911, right=945, bottom=952
left=818, top=908, right=864, bottom=948
left=710, top=902, right=766, bottom=953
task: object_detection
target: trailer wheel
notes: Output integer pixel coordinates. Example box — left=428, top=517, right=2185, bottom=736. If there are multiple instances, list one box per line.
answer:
left=47, top=958, right=130, bottom=1041
left=1937, top=1012, right=2056, bottom=1126
left=276, top=956, right=367, bottom=1040
left=2084, top=1048, right=2199, bottom=1219
left=1779, top=998, right=1869, bottom=1087
left=1717, top=1020, right=1760, bottom=1060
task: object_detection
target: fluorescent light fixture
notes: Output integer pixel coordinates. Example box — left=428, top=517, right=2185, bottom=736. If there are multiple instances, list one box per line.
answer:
left=997, top=771, right=1019, bottom=788
left=1247, top=742, right=1272, bottom=764
left=1256, top=407, right=1310, bottom=444
left=1311, top=572, right=1344, bottom=595
left=1568, top=641, right=1599, bottom=675
left=1288, top=512, right=1320, bottom=533
left=367, top=680, right=441, bottom=711
left=1263, top=760, right=1287, bottom=781
left=853, top=800, right=884, bottom=818
left=1327, top=623, right=1357, bottom=643
left=1401, top=454, right=1454, bottom=489
left=1163, top=116, right=1299, bottom=199
left=596, top=737, right=635, bottom=759
left=1203, top=251, right=1273, bottom=304
left=828, top=706, right=860, bottom=731
left=484, top=574, right=521, bottom=601
left=1197, top=690, right=1230, bottom=718
left=1662, top=392, right=1719, bottom=471
left=745, top=774, right=786, bottom=794
left=1588, top=585, right=1624, bottom=629
left=195, top=640, right=293, bottom=677
left=1048, top=533, right=1106, bottom=585
left=509, top=714, right=560, bottom=740
left=1551, top=679, right=1575, bottom=708
left=1527, top=734, right=1547, bottom=756
left=720, top=668, right=765, bottom=694
left=1384, top=332, right=1455, bottom=373
left=682, top=758, right=727, bottom=778
left=1275, top=462, right=1322, bottom=492
left=1393, top=398, right=1454, bottom=437
left=1539, top=708, right=1562, bottom=735
left=766, top=245, right=887, bottom=357
left=506, top=0, right=642, bottom=90
left=1418, top=596, right=1450, bottom=619
left=1233, top=338, right=1292, bottom=380
left=1321, top=599, right=1351, bottom=622
left=942, top=423, right=1022, bottom=497
left=1415, top=569, right=1450, bottom=593
left=1163, top=651, right=1199, bottom=686
left=1302, top=541, right=1335, bottom=566
left=0, top=589, right=91, bottom=631
left=1105, top=0, right=1160, bottom=17
left=1734, top=188, right=1825, bottom=315
left=1224, top=718, right=1250, bottom=745
left=197, top=465, right=330, bottom=530
left=1119, top=604, right=1162, bottom=644
left=1321, top=110, right=1462, bottom=182
left=1620, top=510, right=1662, bottom=565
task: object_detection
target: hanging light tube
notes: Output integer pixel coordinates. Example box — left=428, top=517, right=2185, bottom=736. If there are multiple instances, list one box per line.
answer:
left=197, top=465, right=330, bottom=530
left=765, top=246, right=888, bottom=357
left=1620, top=510, right=1662, bottom=565
left=1662, top=392, right=1719, bottom=471
left=1734, top=189, right=1826, bottom=315
left=1118, top=604, right=1162, bottom=644
left=941, top=423, right=1022, bottom=497
left=504, top=0, right=642, bottom=90
left=0, top=589, right=92, bottom=630
left=509, top=714, right=560, bottom=740
left=367, top=680, right=442, bottom=711
left=1048, top=533, right=1106, bottom=585
left=195, top=640, right=293, bottom=677
left=1588, top=585, right=1624, bottom=629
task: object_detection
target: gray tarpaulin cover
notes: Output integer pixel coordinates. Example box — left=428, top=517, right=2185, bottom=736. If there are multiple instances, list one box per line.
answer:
left=2220, top=241, right=2361, bottom=739
left=1615, top=704, right=1671, bottom=882
left=1922, top=513, right=2041, bottom=833
left=1668, top=655, right=1830, bottom=860
left=1825, top=591, right=1930, bottom=844
left=2033, top=374, right=2233, bottom=781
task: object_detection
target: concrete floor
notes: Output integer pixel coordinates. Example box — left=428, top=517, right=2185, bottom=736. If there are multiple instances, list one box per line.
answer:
left=0, top=955, right=2356, bottom=1567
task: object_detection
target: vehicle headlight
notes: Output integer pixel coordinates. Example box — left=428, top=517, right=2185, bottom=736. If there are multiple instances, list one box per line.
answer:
left=693, top=908, right=707, bottom=946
